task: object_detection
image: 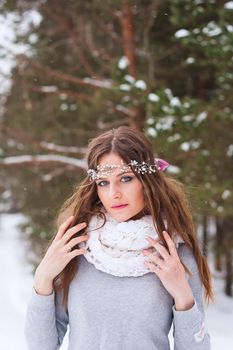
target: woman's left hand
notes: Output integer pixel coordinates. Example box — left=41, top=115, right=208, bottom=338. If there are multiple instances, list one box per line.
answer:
left=143, top=230, right=193, bottom=302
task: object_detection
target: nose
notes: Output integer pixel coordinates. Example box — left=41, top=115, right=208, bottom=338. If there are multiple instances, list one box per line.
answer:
left=108, top=183, right=121, bottom=199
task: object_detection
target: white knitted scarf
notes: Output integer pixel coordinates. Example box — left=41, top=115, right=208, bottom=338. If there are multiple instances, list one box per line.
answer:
left=80, top=210, right=184, bottom=277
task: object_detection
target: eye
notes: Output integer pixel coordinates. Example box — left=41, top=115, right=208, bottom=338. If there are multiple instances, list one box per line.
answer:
left=121, top=176, right=133, bottom=183
left=96, top=180, right=108, bottom=187
left=96, top=176, right=133, bottom=187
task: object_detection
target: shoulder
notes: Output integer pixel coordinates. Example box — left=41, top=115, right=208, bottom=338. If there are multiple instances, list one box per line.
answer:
left=176, top=242, right=199, bottom=274
left=176, top=243, right=206, bottom=307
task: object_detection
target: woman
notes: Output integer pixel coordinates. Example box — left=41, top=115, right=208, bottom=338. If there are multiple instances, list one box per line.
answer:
left=25, top=126, right=213, bottom=350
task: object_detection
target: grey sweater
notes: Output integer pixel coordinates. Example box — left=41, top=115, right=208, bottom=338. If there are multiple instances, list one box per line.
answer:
left=25, top=243, right=211, bottom=350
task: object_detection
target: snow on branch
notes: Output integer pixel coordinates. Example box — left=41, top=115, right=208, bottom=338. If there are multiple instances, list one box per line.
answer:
left=83, top=77, right=112, bottom=89
left=27, top=84, right=91, bottom=102
left=0, top=154, right=87, bottom=170
left=18, top=55, right=113, bottom=90
left=40, top=141, right=87, bottom=154
left=115, top=104, right=137, bottom=118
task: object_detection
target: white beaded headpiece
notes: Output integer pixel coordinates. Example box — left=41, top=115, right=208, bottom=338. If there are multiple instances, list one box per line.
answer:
left=87, top=158, right=170, bottom=181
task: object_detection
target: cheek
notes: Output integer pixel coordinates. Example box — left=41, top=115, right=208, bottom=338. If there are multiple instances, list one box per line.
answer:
left=131, top=181, right=144, bottom=201
left=97, top=187, right=102, bottom=199
left=96, top=187, right=107, bottom=203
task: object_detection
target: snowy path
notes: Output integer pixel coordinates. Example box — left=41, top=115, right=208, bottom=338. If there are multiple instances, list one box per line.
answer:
left=0, top=213, right=232, bottom=350
left=0, top=213, right=32, bottom=350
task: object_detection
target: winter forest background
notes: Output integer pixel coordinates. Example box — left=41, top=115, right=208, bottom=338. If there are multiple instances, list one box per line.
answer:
left=0, top=0, right=232, bottom=349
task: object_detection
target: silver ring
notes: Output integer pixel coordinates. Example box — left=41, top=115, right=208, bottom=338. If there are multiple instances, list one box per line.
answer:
left=67, top=243, right=72, bottom=251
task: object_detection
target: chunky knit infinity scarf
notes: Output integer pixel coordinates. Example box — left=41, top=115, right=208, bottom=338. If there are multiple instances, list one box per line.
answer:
left=80, top=210, right=184, bottom=277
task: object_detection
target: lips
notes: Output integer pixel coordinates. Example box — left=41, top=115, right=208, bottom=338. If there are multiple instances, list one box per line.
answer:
left=111, top=204, right=128, bottom=209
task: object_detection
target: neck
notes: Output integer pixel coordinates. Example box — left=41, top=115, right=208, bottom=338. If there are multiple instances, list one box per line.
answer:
left=128, top=209, right=150, bottom=221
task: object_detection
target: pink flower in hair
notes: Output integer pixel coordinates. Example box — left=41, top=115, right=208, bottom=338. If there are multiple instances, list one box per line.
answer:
left=155, top=158, right=170, bottom=172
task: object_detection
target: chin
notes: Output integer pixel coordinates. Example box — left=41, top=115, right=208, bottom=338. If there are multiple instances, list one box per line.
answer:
left=111, top=210, right=143, bottom=222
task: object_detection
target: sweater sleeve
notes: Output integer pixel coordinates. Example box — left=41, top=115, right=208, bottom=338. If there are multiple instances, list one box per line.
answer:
left=172, top=243, right=211, bottom=350
left=25, top=286, right=69, bottom=350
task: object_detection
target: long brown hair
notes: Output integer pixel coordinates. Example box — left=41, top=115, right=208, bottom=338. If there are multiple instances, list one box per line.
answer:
left=53, top=126, right=214, bottom=307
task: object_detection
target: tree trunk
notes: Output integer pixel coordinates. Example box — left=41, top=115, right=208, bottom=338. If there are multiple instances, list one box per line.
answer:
left=202, top=214, right=208, bottom=257
left=120, top=0, right=137, bottom=78
left=225, top=248, right=233, bottom=296
left=215, top=216, right=223, bottom=271
left=223, top=217, right=233, bottom=297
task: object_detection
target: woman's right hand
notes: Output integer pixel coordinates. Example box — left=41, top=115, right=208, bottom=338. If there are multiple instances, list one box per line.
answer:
left=34, top=215, right=88, bottom=295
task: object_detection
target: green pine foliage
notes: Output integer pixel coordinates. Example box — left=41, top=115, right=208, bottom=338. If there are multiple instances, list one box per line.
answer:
left=0, top=1, right=232, bottom=292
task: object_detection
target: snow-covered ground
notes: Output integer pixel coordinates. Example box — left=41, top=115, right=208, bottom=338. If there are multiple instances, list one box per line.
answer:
left=0, top=213, right=232, bottom=350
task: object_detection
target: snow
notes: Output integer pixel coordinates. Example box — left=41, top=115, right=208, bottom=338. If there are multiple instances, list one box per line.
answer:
left=221, top=190, right=231, bottom=200
left=146, top=117, right=155, bottom=125
left=182, top=115, right=194, bottom=122
left=146, top=127, right=157, bottom=137
left=148, top=93, right=160, bottom=102
left=186, top=57, right=195, bottom=64
left=40, top=86, right=58, bottom=92
left=217, top=206, right=224, bottom=213
left=1, top=190, right=12, bottom=199
left=28, top=33, right=38, bottom=44
left=60, top=103, right=68, bottom=111
left=164, top=88, right=173, bottom=100
left=115, top=105, right=136, bottom=117
left=119, top=83, right=131, bottom=91
left=156, top=116, right=175, bottom=131
left=118, top=56, right=129, bottom=69
left=170, top=97, right=181, bottom=107
left=202, top=22, right=222, bottom=37
left=0, top=212, right=233, bottom=349
left=83, top=77, right=112, bottom=89
left=0, top=213, right=34, bottom=349
left=70, top=104, right=77, bottom=111
left=0, top=154, right=87, bottom=169
left=194, top=111, right=208, bottom=125
left=226, top=24, right=233, bottom=33
left=40, top=141, right=86, bottom=154
left=180, top=142, right=191, bottom=152
left=180, top=140, right=201, bottom=151
left=167, top=133, right=181, bottom=142
left=174, top=29, right=190, bottom=39
left=124, top=75, right=135, bottom=84
left=224, top=1, right=233, bottom=10
left=166, top=165, right=180, bottom=174
left=201, top=150, right=210, bottom=156
left=161, top=105, right=173, bottom=114
left=0, top=11, right=41, bottom=93
left=134, top=80, right=147, bottom=90
left=227, top=144, right=233, bottom=157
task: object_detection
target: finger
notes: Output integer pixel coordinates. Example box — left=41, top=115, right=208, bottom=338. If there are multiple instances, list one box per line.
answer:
left=61, top=222, right=87, bottom=244
left=54, top=216, right=74, bottom=241
left=146, top=237, right=170, bottom=260
left=66, top=235, right=89, bottom=250
left=144, top=247, right=154, bottom=254
left=67, top=248, right=87, bottom=261
left=144, top=261, right=162, bottom=277
left=162, top=231, right=179, bottom=258
left=144, top=252, right=165, bottom=269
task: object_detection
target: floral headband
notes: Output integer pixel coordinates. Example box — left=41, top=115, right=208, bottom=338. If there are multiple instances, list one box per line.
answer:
left=87, top=158, right=170, bottom=181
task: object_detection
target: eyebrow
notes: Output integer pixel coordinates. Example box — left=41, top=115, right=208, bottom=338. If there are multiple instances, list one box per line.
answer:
left=96, top=171, right=134, bottom=181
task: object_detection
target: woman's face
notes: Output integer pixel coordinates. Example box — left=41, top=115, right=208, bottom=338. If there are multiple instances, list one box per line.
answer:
left=95, top=153, right=145, bottom=222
